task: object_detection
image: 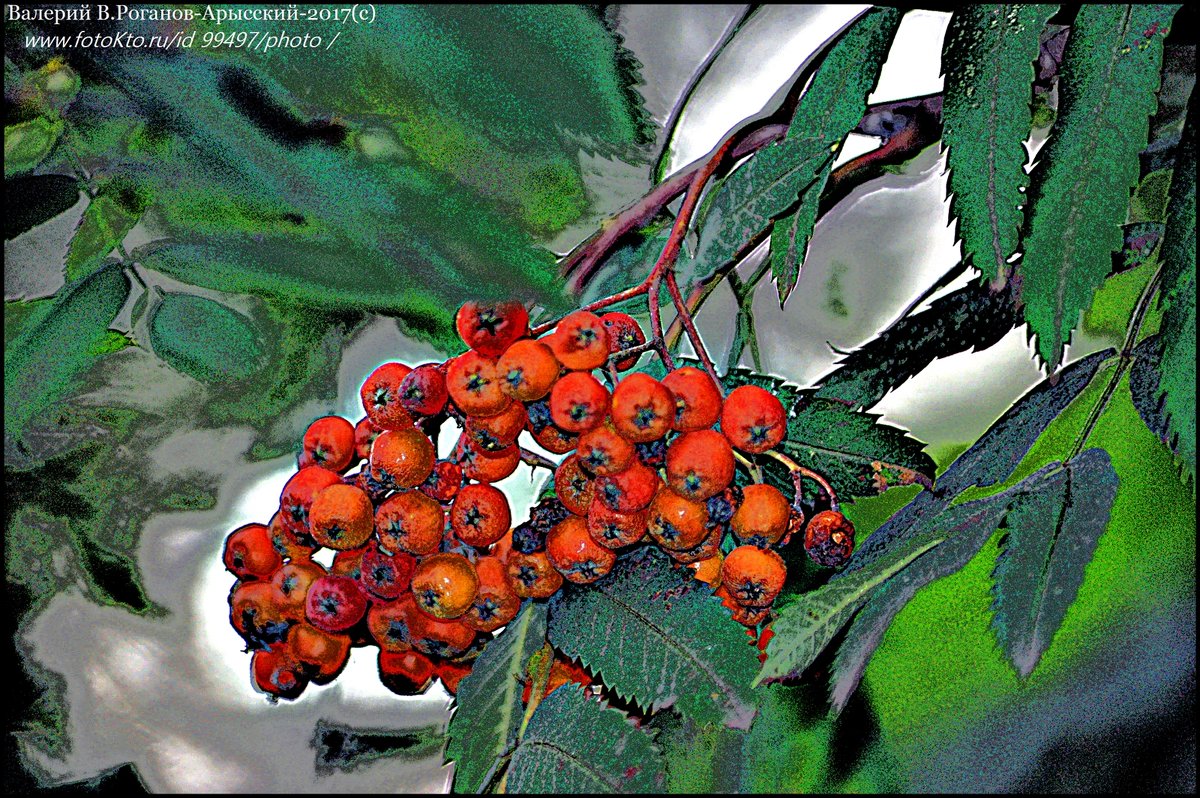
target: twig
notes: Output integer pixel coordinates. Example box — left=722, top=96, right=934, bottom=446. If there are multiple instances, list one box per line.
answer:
left=519, top=447, right=559, bottom=472
left=762, top=449, right=840, bottom=511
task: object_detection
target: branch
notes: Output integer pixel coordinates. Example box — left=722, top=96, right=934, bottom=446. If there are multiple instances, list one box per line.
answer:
left=763, top=449, right=841, bottom=512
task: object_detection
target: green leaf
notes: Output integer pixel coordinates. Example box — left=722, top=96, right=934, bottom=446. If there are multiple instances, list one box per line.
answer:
left=6, top=174, right=80, bottom=240
left=755, top=535, right=945, bottom=686
left=547, top=546, right=760, bottom=730
left=64, top=181, right=149, bottom=281
left=4, top=264, right=129, bottom=445
left=768, top=182, right=822, bottom=306
left=697, top=8, right=900, bottom=288
left=1018, top=4, right=1180, bottom=369
left=942, top=5, right=1058, bottom=283
left=1151, top=100, right=1196, bottom=483
left=645, top=712, right=745, bottom=794
left=1130, top=336, right=1173, bottom=441
left=505, top=684, right=665, bottom=793
left=4, top=116, right=63, bottom=176
left=446, top=602, right=547, bottom=794
left=148, top=293, right=265, bottom=384
left=991, top=448, right=1119, bottom=677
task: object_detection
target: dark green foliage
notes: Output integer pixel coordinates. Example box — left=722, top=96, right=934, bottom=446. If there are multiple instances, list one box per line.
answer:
left=942, top=5, right=1058, bottom=283
left=1129, top=336, right=1172, bottom=443
left=506, top=684, right=665, bottom=793
left=1019, top=4, right=1180, bottom=369
left=991, top=448, right=1119, bottom=677
left=446, top=602, right=547, bottom=794
left=5, top=175, right=80, bottom=240
left=64, top=180, right=149, bottom=281
left=312, top=721, right=446, bottom=776
left=4, top=116, right=62, bottom=176
left=548, top=546, right=760, bottom=730
left=148, top=294, right=265, bottom=384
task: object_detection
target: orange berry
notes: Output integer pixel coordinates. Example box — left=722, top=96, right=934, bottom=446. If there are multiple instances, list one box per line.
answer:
left=268, top=511, right=317, bottom=562
left=721, top=546, right=787, bottom=608
left=419, top=459, right=464, bottom=503
left=549, top=371, right=610, bottom=433
left=224, top=523, right=283, bottom=580
left=375, top=490, right=445, bottom=555
left=647, top=489, right=711, bottom=551
left=370, top=426, right=436, bottom=489
left=715, top=584, right=770, bottom=627
left=506, top=550, right=564, bottom=599
left=290, top=622, right=351, bottom=684
left=662, top=366, right=723, bottom=432
left=299, top=415, right=357, bottom=472
left=497, top=339, right=561, bottom=402
left=456, top=436, right=521, bottom=484
left=529, top=417, right=579, bottom=454
left=450, top=483, right=512, bottom=547
left=411, top=553, right=479, bottom=619
left=731, top=483, right=791, bottom=546
left=576, top=423, right=636, bottom=476
left=456, top=301, right=529, bottom=358
left=403, top=593, right=478, bottom=657
left=366, top=596, right=415, bottom=652
left=595, top=459, right=661, bottom=513
left=465, top=401, right=528, bottom=451
left=361, top=362, right=416, bottom=430
left=229, top=580, right=292, bottom=648
left=599, top=312, right=646, bottom=371
left=610, top=373, right=674, bottom=442
left=461, top=556, right=520, bottom=632
left=280, top=466, right=343, bottom=536
left=546, top=516, right=617, bottom=584
left=666, top=429, right=735, bottom=501
left=667, top=525, right=723, bottom=564
left=548, top=311, right=609, bottom=371
left=270, top=560, right=327, bottom=619
left=586, top=497, right=648, bottom=549
left=446, top=351, right=512, bottom=416
left=554, top=454, right=596, bottom=516
left=721, top=385, right=787, bottom=454
left=309, top=484, right=375, bottom=550
left=398, top=364, right=448, bottom=417
left=252, top=645, right=307, bottom=699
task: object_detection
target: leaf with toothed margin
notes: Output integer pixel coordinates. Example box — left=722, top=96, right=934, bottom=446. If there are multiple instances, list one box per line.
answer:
left=547, top=546, right=760, bottom=730
left=445, top=602, right=547, bottom=794
left=1018, top=4, right=1180, bottom=369
left=991, top=448, right=1118, bottom=677
left=505, top=684, right=666, bottom=793
left=941, top=5, right=1058, bottom=283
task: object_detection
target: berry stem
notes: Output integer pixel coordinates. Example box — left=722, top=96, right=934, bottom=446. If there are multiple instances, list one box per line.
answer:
left=665, top=269, right=722, bottom=387
left=519, top=447, right=559, bottom=472
left=762, top=449, right=840, bottom=512
left=732, top=450, right=763, bottom=483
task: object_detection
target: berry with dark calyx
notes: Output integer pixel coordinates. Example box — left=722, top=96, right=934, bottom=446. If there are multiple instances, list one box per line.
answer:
left=548, top=311, right=610, bottom=371
left=611, top=373, right=675, bottom=443
left=404, top=595, right=478, bottom=657
left=354, top=417, right=383, bottom=461
left=446, top=351, right=512, bottom=417
left=379, top=649, right=436, bottom=695
left=456, top=300, right=529, bottom=358
left=376, top=490, right=445, bottom=556
left=647, top=489, right=711, bottom=551
left=305, top=575, right=370, bottom=633
left=230, top=580, right=292, bottom=649
left=398, top=364, right=448, bottom=417
left=662, top=366, right=723, bottom=432
left=803, top=510, right=855, bottom=568
left=308, top=483, right=375, bottom=550
left=366, top=596, right=415, bottom=652
left=599, top=312, right=646, bottom=371
left=497, top=339, right=561, bottom=402
left=290, top=622, right=352, bottom=684
left=461, top=555, right=520, bottom=632
left=666, top=429, right=735, bottom=501
left=721, top=385, right=787, bottom=454
left=465, top=401, right=527, bottom=451
left=253, top=645, right=308, bottom=700
left=554, top=453, right=596, bottom=516
left=419, top=459, right=464, bottom=503
left=667, top=525, right=723, bottom=565
left=360, top=362, right=416, bottom=430
left=576, top=423, right=635, bottom=476
left=280, top=466, right=342, bottom=535
left=450, top=483, right=512, bottom=547
left=224, top=523, right=283, bottom=580
left=549, top=371, right=610, bottom=434
left=596, top=459, right=661, bottom=513
left=634, top=438, right=668, bottom=468
left=456, top=435, right=521, bottom=484
left=270, top=560, right=327, bottom=619
left=526, top=398, right=578, bottom=454
left=721, top=546, right=787, bottom=608
left=298, top=416, right=357, bottom=472
left=269, top=512, right=318, bottom=562
left=505, top=549, right=564, bottom=599
left=359, top=542, right=417, bottom=600
left=715, top=584, right=770, bottom=627
left=731, top=483, right=791, bottom=546
left=370, top=426, right=436, bottom=489
left=411, top=552, right=479, bottom=619
left=586, top=497, right=648, bottom=549
left=352, top=467, right=393, bottom=504
left=546, top=516, right=617, bottom=584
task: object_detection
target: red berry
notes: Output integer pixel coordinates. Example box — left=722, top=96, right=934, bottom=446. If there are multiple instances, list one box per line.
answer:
left=398, top=364, right=448, bottom=417
left=456, top=436, right=521, bottom=483
left=595, top=459, right=661, bottom=513
left=270, top=560, right=327, bottom=619
left=252, top=645, right=308, bottom=699
left=549, top=372, right=610, bottom=433
left=661, top=367, right=723, bottom=432
left=585, top=497, right=648, bottom=549
left=305, top=575, right=370, bottom=633
left=665, top=429, right=735, bottom=501
left=505, top=550, right=564, bottom=599
left=375, top=490, right=445, bottom=555
left=610, top=373, right=674, bottom=442
left=548, top=311, right=610, bottom=371
left=359, top=542, right=418, bottom=600
left=576, top=423, right=636, bottom=476
left=361, top=363, right=416, bottom=430
left=419, top=459, right=464, bottom=503
left=450, top=483, right=512, bottom=548
left=456, top=301, right=530, bottom=358
left=446, top=351, right=512, bottom=416
left=599, top=312, right=646, bottom=371
left=379, top=649, right=435, bottom=695
left=546, top=516, right=617, bottom=584
left=436, top=659, right=473, bottom=695
left=299, top=416, right=357, bottom=472
left=290, top=622, right=351, bottom=684
left=224, top=523, right=283, bottom=580
left=354, top=417, right=383, bottom=461
left=554, top=454, right=595, bottom=516
left=721, top=385, right=787, bottom=454
left=461, top=555, right=520, bottom=632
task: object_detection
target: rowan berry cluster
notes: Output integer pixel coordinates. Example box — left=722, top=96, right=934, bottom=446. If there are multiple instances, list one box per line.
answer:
left=222, top=299, right=854, bottom=700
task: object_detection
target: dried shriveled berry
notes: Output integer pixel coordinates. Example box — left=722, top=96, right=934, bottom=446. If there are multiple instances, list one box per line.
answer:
left=662, top=366, right=723, bottom=432
left=456, top=301, right=529, bottom=358
left=721, top=546, right=786, bottom=608
left=548, top=311, right=609, bottom=371
left=299, top=416, right=357, bottom=472
left=446, top=351, right=512, bottom=416
left=513, top=497, right=571, bottom=554
left=398, top=364, right=448, bottom=417
left=611, top=373, right=674, bottom=443
left=375, top=490, right=445, bottom=556
left=599, top=312, right=646, bottom=371
left=361, top=362, right=416, bottom=430
left=497, top=339, right=561, bottom=402
left=370, top=426, right=436, bottom=489
left=666, top=429, right=735, bottom=501
left=546, top=516, right=617, bottom=584
left=634, top=438, right=668, bottom=468
left=224, top=523, right=283, bottom=580
left=305, top=575, right=370, bottom=632
left=554, top=454, right=595, bottom=516
left=450, top=483, right=512, bottom=547
left=549, top=371, right=610, bottom=433
left=803, top=510, right=855, bottom=568
left=706, top=485, right=744, bottom=529
left=731, top=483, right=791, bottom=546
left=526, top=399, right=578, bottom=454
left=309, top=484, right=375, bottom=550
left=647, top=489, right=711, bottom=551
left=721, top=385, right=787, bottom=454
left=411, top=553, right=479, bottom=619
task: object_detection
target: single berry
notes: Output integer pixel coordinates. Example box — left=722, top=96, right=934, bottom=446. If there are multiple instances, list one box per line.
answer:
left=647, top=489, right=711, bottom=551
left=230, top=580, right=292, bottom=649
left=366, top=595, right=416, bottom=652
left=379, top=648, right=436, bottom=695
left=465, top=401, right=528, bottom=451
left=549, top=372, right=610, bottom=434
left=526, top=398, right=578, bottom=454
left=596, top=459, right=661, bottom=513
left=224, top=523, right=283, bottom=580
left=586, top=497, right=648, bottom=549
left=721, top=385, right=787, bottom=454
left=360, top=362, right=416, bottom=430
left=721, top=546, right=787, bottom=608
left=280, top=466, right=343, bottom=536
left=403, top=594, right=478, bottom=657
left=375, top=490, right=445, bottom=556
left=661, top=367, right=723, bottom=432
left=505, top=549, right=565, bottom=599
left=450, top=483, right=512, bottom=548
left=270, top=560, right=327, bottom=619
left=298, top=416, right=357, bottom=472
left=252, top=645, right=308, bottom=700
left=497, top=339, right=561, bottom=402
left=446, top=351, right=512, bottom=416
left=370, top=426, right=436, bottom=489
left=731, top=483, right=791, bottom=546
left=548, top=311, right=610, bottom=371
left=576, top=424, right=636, bottom=476
left=305, top=575, right=370, bottom=633
left=599, top=312, right=646, bottom=371
left=456, top=301, right=529, bottom=358
left=360, top=543, right=418, bottom=600
left=398, top=364, right=449, bottom=417
left=803, top=510, right=855, bottom=568
left=666, top=429, right=735, bottom=501
left=554, top=454, right=596, bottom=516
left=610, top=373, right=674, bottom=442
left=715, top=584, right=770, bottom=627
left=545, top=516, right=617, bottom=584
left=290, top=622, right=352, bottom=684
left=309, top=484, right=375, bottom=550
left=411, top=553, right=479, bottom=619
left=456, top=435, right=521, bottom=484
left=419, top=459, right=464, bottom=503
left=461, top=555, right=520, bottom=632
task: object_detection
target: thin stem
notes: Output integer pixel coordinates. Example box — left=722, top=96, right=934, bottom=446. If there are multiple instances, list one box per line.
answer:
left=1068, top=264, right=1164, bottom=460
left=665, top=269, right=721, bottom=386
left=732, top=450, right=762, bottom=483
left=519, top=447, right=559, bottom=472
left=762, top=449, right=840, bottom=511
left=529, top=282, right=649, bottom=336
